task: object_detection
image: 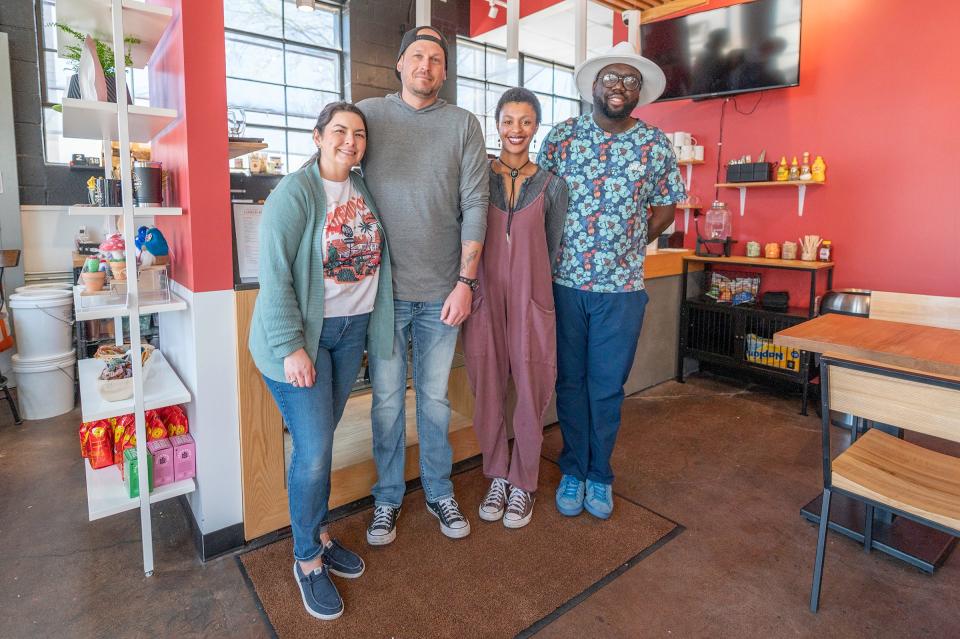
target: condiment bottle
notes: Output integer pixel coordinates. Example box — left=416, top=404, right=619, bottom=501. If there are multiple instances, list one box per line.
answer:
left=788, top=156, right=800, bottom=180
left=776, top=156, right=789, bottom=181
left=818, top=240, right=832, bottom=262
left=811, top=155, right=826, bottom=182
left=799, top=152, right=812, bottom=181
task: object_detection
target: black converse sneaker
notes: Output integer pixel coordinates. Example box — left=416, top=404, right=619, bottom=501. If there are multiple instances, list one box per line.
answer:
left=503, top=487, right=535, bottom=529
left=479, top=477, right=509, bottom=521
left=426, top=496, right=471, bottom=539
left=365, top=505, right=401, bottom=546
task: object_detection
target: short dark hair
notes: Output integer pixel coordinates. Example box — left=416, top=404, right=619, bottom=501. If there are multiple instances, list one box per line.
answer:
left=495, top=87, right=542, bottom=124
left=301, top=101, right=368, bottom=168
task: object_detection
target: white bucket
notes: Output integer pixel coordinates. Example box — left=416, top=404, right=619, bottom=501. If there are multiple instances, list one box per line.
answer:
left=14, top=283, right=73, bottom=294
left=9, top=289, right=74, bottom=359
left=11, top=351, right=76, bottom=420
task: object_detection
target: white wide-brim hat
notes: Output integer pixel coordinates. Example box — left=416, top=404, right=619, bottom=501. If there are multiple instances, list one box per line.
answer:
left=574, top=41, right=666, bottom=107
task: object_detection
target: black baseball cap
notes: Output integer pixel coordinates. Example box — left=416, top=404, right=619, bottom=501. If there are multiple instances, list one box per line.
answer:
left=395, top=26, right=449, bottom=79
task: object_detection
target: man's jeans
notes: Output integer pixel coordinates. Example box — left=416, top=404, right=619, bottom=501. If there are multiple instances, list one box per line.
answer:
left=553, top=285, right=649, bottom=485
left=369, top=299, right=459, bottom=506
left=263, top=314, right=369, bottom=562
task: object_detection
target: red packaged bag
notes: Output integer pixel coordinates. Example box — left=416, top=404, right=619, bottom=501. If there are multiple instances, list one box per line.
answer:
left=158, top=405, right=189, bottom=437
left=79, top=422, right=91, bottom=458
left=87, top=424, right=114, bottom=469
left=145, top=410, right=168, bottom=441
left=114, top=413, right=137, bottom=466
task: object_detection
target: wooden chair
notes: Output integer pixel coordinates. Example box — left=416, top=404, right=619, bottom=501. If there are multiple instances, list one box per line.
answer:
left=869, top=290, right=960, bottom=330
left=810, top=354, right=960, bottom=612
left=0, top=249, right=22, bottom=424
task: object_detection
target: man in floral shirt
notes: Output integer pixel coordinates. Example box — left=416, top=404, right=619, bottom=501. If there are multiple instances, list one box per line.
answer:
left=538, top=41, right=685, bottom=520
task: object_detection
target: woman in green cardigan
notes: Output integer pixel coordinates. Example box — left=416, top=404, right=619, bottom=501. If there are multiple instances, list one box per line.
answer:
left=248, top=102, right=394, bottom=622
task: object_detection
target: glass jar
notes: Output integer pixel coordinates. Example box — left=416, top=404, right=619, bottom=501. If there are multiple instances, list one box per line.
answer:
left=705, top=201, right=732, bottom=239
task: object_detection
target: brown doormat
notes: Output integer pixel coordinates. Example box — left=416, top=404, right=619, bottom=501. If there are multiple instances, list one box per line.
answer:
left=239, top=462, right=677, bottom=638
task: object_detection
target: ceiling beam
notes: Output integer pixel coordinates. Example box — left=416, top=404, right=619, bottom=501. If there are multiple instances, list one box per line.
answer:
left=593, top=0, right=708, bottom=21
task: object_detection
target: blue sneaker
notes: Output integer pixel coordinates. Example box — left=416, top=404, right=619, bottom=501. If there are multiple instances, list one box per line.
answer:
left=584, top=479, right=614, bottom=520
left=555, top=474, right=585, bottom=516
left=293, top=561, right=343, bottom=620
left=321, top=539, right=365, bottom=578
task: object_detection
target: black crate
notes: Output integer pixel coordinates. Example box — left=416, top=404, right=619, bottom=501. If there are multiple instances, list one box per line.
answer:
left=725, top=162, right=774, bottom=183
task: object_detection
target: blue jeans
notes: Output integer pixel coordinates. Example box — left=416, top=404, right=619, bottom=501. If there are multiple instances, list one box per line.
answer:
left=263, top=313, right=370, bottom=562
left=369, top=299, right=459, bottom=506
left=553, top=285, right=649, bottom=485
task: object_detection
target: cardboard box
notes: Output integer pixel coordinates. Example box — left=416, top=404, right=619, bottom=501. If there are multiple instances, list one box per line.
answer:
left=147, top=438, right=174, bottom=487
left=123, top=448, right=154, bottom=498
left=169, top=434, right=195, bottom=482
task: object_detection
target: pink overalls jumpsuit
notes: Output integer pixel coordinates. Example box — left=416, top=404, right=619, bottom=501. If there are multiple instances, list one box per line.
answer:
left=462, top=175, right=557, bottom=493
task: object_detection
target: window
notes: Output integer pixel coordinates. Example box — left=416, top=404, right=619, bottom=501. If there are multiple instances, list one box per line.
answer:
left=38, top=0, right=151, bottom=164
left=224, top=0, right=344, bottom=172
left=456, top=38, right=581, bottom=157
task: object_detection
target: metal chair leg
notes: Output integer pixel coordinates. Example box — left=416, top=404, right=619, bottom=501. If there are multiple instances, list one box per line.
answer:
left=1, top=379, right=21, bottom=425
left=810, top=488, right=833, bottom=612
left=863, top=504, right=874, bottom=553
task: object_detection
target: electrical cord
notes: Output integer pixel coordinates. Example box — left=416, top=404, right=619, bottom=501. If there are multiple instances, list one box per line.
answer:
left=714, top=91, right=766, bottom=201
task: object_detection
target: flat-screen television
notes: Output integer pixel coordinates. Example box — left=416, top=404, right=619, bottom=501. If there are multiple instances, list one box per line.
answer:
left=640, top=0, right=802, bottom=102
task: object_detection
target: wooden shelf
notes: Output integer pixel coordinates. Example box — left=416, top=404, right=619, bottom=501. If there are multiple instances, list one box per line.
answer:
left=62, top=99, right=177, bottom=143
left=85, top=462, right=195, bottom=522
left=716, top=181, right=826, bottom=188
left=55, top=0, right=173, bottom=69
left=74, top=286, right=188, bottom=321
left=715, top=180, right=825, bottom=217
left=684, top=254, right=835, bottom=271
left=678, top=159, right=705, bottom=166
left=77, top=350, right=191, bottom=422
left=68, top=205, right=182, bottom=216
left=228, top=140, right=268, bottom=160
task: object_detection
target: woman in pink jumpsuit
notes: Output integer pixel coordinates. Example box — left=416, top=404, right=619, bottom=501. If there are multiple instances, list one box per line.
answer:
left=462, top=88, right=568, bottom=528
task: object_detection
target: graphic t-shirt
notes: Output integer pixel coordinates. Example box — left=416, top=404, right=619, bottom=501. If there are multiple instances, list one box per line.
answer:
left=321, top=177, right=381, bottom=317
left=537, top=114, right=686, bottom=292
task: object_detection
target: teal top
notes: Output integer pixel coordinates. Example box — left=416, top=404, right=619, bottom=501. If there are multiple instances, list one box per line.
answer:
left=248, top=161, right=395, bottom=383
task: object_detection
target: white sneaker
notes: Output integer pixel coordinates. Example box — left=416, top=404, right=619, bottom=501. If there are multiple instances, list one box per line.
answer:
left=478, top=478, right=509, bottom=521
left=503, top=487, right=535, bottom=529
left=426, top=497, right=471, bottom=539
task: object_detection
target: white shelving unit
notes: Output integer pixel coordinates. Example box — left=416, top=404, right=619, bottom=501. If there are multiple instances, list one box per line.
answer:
left=77, top=351, right=190, bottom=422
left=62, top=99, right=176, bottom=143
left=68, top=205, right=182, bottom=217
left=61, top=0, right=186, bottom=577
left=55, top=0, right=172, bottom=69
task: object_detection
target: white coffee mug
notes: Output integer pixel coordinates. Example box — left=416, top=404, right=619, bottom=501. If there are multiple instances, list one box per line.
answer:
left=665, top=132, right=675, bottom=145
left=679, top=145, right=696, bottom=162
left=693, top=145, right=704, bottom=161
left=673, top=145, right=682, bottom=158
left=674, top=131, right=691, bottom=146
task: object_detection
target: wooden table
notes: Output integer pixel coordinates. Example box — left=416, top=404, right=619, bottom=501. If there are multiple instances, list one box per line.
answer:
left=774, top=315, right=960, bottom=572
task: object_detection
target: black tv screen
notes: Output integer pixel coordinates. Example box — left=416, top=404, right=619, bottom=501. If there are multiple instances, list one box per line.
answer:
left=640, top=0, right=802, bottom=102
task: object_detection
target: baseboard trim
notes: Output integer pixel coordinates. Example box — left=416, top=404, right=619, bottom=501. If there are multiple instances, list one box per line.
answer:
left=179, top=496, right=245, bottom=562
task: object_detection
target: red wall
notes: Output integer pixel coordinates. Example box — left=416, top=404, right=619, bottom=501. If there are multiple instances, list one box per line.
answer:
left=622, top=0, right=960, bottom=299
left=148, top=0, right=231, bottom=293
left=469, top=0, right=564, bottom=37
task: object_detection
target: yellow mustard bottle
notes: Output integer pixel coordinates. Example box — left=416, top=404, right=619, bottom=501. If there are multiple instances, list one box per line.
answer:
left=776, top=156, right=789, bottom=181
left=812, top=155, right=826, bottom=182
left=788, top=156, right=800, bottom=180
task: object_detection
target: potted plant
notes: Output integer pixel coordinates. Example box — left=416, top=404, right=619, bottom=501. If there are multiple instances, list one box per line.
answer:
left=80, top=258, right=106, bottom=292
left=50, top=23, right=140, bottom=111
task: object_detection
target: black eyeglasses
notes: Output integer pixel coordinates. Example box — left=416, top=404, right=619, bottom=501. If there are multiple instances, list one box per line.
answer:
left=600, top=72, right=642, bottom=91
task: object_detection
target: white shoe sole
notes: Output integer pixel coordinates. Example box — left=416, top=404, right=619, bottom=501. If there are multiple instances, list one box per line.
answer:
left=365, top=528, right=396, bottom=546
left=478, top=506, right=504, bottom=522
left=293, top=564, right=343, bottom=621
left=327, top=561, right=365, bottom=579
left=503, top=511, right=533, bottom=529
left=427, top=504, right=471, bottom=538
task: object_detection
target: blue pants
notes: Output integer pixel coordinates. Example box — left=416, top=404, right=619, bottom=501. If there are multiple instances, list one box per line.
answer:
left=263, top=314, right=369, bottom=562
left=553, top=284, right=649, bottom=485
left=369, top=299, right=459, bottom=506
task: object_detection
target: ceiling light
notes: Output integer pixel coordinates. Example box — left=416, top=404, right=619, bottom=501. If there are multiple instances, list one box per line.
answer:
left=488, top=0, right=507, bottom=20
left=296, top=0, right=315, bottom=12
left=506, top=0, right=519, bottom=63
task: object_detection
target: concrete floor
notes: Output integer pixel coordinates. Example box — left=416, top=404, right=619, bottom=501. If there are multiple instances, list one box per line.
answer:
left=1, top=373, right=958, bottom=638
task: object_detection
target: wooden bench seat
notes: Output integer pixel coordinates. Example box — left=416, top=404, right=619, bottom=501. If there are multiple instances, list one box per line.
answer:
left=833, top=429, right=960, bottom=531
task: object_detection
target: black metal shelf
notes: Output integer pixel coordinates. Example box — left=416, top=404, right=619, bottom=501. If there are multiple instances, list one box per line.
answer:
left=677, top=257, right=834, bottom=415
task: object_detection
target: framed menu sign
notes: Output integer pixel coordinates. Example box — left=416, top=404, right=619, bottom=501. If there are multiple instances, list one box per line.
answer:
left=232, top=203, right=262, bottom=282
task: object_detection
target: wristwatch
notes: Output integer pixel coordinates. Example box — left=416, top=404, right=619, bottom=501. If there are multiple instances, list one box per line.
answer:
left=457, top=275, right=479, bottom=291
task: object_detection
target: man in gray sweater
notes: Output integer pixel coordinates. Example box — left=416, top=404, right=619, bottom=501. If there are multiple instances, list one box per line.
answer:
left=358, top=27, right=488, bottom=544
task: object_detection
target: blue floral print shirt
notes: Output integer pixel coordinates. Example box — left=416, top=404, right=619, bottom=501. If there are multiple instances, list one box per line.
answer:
left=537, top=114, right=686, bottom=292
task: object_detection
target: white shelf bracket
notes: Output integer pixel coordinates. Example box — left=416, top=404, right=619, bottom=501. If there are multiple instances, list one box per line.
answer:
left=685, top=163, right=693, bottom=192
left=738, top=187, right=747, bottom=216
left=797, top=184, right=807, bottom=217
left=683, top=208, right=690, bottom=234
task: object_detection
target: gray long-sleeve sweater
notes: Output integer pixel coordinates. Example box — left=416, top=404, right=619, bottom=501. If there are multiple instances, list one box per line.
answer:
left=357, top=93, right=489, bottom=302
